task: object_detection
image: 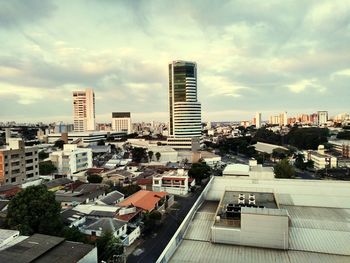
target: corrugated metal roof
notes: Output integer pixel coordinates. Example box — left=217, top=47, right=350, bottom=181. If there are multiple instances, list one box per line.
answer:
left=184, top=212, right=214, bottom=241
left=170, top=240, right=350, bottom=263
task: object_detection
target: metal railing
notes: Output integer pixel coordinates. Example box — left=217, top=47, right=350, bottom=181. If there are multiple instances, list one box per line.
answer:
left=156, top=176, right=214, bottom=263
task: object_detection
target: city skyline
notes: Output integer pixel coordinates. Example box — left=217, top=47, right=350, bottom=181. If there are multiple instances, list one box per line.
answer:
left=0, top=1, right=350, bottom=123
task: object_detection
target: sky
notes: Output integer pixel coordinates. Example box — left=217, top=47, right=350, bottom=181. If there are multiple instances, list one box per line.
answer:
left=0, top=0, right=349, bottom=123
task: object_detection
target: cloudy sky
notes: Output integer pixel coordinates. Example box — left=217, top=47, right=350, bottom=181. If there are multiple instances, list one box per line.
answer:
left=0, top=0, right=349, bottom=123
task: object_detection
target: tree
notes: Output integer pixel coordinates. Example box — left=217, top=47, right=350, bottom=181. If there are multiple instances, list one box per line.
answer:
left=6, top=185, right=63, bottom=235
left=272, top=148, right=289, bottom=161
left=97, top=139, right=105, bottom=146
left=38, top=151, right=49, bottom=160
left=131, top=147, right=147, bottom=163
left=188, top=162, right=211, bottom=185
left=96, top=231, right=124, bottom=262
left=54, top=139, right=65, bottom=149
left=337, top=131, right=350, bottom=140
left=148, top=151, right=154, bottom=162
left=155, top=152, right=161, bottom=161
left=286, top=127, right=329, bottom=150
left=294, top=154, right=306, bottom=170
left=143, top=210, right=162, bottom=233
left=273, top=159, right=295, bottom=178
left=87, top=174, right=103, bottom=183
left=39, top=161, right=56, bottom=175
left=114, top=184, right=141, bottom=197
left=63, top=226, right=88, bottom=243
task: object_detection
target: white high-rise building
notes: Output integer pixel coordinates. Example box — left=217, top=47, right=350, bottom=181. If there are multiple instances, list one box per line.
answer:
left=167, top=61, right=202, bottom=151
left=73, top=88, right=96, bottom=132
left=317, top=111, right=328, bottom=125
left=112, top=112, right=132, bottom=134
left=255, top=112, right=261, bottom=128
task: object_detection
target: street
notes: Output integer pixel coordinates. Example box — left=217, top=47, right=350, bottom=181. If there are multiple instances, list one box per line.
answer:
left=127, top=190, right=202, bottom=263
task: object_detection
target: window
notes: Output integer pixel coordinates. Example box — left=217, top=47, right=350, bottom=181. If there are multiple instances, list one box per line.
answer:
left=11, top=178, right=16, bottom=183
left=91, top=231, right=96, bottom=236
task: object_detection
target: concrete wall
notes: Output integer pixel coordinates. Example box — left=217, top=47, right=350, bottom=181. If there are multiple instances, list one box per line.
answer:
left=212, top=210, right=289, bottom=250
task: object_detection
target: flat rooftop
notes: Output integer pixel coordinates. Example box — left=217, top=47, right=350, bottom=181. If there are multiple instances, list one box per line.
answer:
left=168, top=177, right=350, bottom=262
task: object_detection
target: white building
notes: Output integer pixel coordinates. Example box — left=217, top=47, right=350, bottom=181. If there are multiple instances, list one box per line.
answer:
left=304, top=145, right=337, bottom=170
left=0, top=138, right=39, bottom=185
left=73, top=88, right=96, bottom=132
left=223, top=160, right=274, bottom=180
left=112, top=112, right=132, bottom=134
left=168, top=61, right=202, bottom=151
left=161, top=175, right=350, bottom=263
left=152, top=169, right=195, bottom=195
left=50, top=144, right=92, bottom=178
left=255, top=112, right=261, bottom=128
left=317, top=111, right=328, bottom=126
left=47, top=131, right=126, bottom=146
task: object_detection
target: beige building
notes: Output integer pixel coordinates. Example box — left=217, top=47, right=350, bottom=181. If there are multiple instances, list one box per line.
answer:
left=0, top=139, right=39, bottom=185
left=73, top=88, right=96, bottom=132
left=112, top=112, right=132, bottom=134
left=304, top=145, right=337, bottom=170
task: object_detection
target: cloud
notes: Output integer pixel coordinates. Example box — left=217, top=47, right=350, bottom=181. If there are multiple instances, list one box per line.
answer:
left=0, top=1, right=349, bottom=122
left=287, top=79, right=326, bottom=94
left=0, top=0, right=56, bottom=29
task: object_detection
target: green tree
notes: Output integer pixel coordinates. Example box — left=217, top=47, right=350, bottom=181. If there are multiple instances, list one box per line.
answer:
left=274, top=159, right=295, bottom=178
left=6, top=185, right=63, bottom=235
left=148, top=151, right=154, bottom=162
left=188, top=162, right=211, bottom=185
left=337, top=131, right=350, bottom=140
left=131, top=147, right=147, bottom=163
left=54, top=139, right=65, bottom=149
left=286, top=127, right=329, bottom=150
left=96, top=231, right=124, bottom=262
left=97, top=139, right=105, bottom=146
left=39, top=160, right=56, bottom=175
left=294, top=154, right=306, bottom=170
left=63, top=226, right=88, bottom=243
left=38, top=151, right=49, bottom=160
left=114, top=184, right=141, bottom=197
left=272, top=148, right=289, bottom=161
left=87, top=174, right=103, bottom=183
left=155, top=152, right=161, bottom=161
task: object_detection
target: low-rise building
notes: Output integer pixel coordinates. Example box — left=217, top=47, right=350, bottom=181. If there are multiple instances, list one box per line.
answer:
left=50, top=144, right=92, bottom=179
left=223, top=160, right=274, bottom=180
left=304, top=145, right=338, bottom=170
left=152, top=169, right=195, bottom=195
left=96, top=190, right=124, bottom=205
left=47, top=131, right=126, bottom=146
left=0, top=138, right=39, bottom=185
left=118, top=190, right=170, bottom=213
left=55, top=183, right=107, bottom=207
left=329, top=139, right=350, bottom=158
left=0, top=233, right=97, bottom=263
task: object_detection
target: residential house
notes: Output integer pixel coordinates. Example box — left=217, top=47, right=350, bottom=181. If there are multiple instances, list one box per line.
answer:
left=152, top=169, right=195, bottom=195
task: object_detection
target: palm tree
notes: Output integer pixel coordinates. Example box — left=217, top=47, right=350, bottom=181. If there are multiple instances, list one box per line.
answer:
left=155, top=152, right=161, bottom=161
left=148, top=151, right=154, bottom=162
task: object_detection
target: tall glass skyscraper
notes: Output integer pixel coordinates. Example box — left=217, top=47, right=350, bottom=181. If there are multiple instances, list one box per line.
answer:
left=168, top=61, right=202, bottom=150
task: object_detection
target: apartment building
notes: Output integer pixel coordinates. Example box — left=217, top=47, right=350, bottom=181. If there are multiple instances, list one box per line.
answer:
left=50, top=144, right=92, bottom=178
left=0, top=138, right=39, bottom=185
left=112, top=112, right=132, bottom=134
left=73, top=88, right=96, bottom=132
left=304, top=145, right=337, bottom=170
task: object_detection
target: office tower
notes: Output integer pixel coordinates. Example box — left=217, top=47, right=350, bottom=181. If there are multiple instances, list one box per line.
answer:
left=317, top=111, right=328, bottom=125
left=73, top=88, right=96, bottom=132
left=112, top=112, right=132, bottom=134
left=255, top=112, right=262, bottom=128
left=168, top=61, right=202, bottom=150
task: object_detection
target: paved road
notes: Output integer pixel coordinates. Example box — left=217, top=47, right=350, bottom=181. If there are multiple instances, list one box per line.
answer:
left=127, top=190, right=202, bottom=263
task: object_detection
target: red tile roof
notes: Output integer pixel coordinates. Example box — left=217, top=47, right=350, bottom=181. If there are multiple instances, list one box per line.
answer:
left=137, top=178, right=153, bottom=185
left=118, top=190, right=167, bottom=212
